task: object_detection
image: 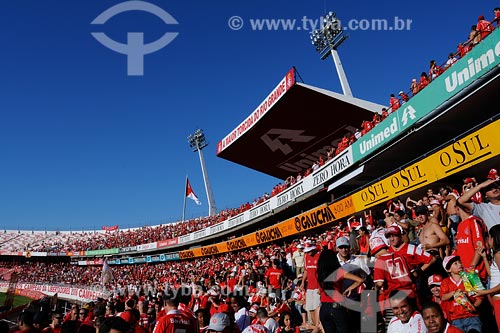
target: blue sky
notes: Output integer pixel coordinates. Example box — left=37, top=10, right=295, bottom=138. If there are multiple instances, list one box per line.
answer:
left=0, top=0, right=496, bottom=231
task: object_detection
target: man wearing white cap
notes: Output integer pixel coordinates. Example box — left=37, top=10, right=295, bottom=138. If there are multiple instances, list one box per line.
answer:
left=336, top=237, right=370, bottom=275
left=292, top=244, right=305, bottom=276
left=299, top=241, right=321, bottom=331
left=336, top=236, right=370, bottom=333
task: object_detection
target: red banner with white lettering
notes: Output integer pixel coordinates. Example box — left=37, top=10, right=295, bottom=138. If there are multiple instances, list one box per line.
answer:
left=102, top=225, right=118, bottom=231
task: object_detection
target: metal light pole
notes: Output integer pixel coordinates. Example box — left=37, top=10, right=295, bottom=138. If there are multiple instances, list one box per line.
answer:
left=310, top=12, right=353, bottom=97
left=188, top=129, right=217, bottom=216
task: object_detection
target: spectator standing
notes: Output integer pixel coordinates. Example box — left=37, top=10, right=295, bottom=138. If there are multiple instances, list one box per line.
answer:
left=462, top=177, right=481, bottom=203
left=389, top=94, right=400, bottom=112
left=399, top=91, right=409, bottom=104
left=414, top=206, right=449, bottom=257
left=264, top=259, right=284, bottom=297
left=474, top=225, right=500, bottom=331
left=494, top=7, right=500, bottom=27
left=371, top=237, right=416, bottom=329
left=292, top=245, right=305, bottom=276
left=429, top=60, right=443, bottom=80
left=458, top=170, right=500, bottom=230
left=445, top=53, right=458, bottom=69
left=299, top=242, right=321, bottom=330
left=386, top=225, right=435, bottom=275
left=370, top=219, right=388, bottom=245
left=477, top=15, right=493, bottom=41
left=468, top=25, right=481, bottom=47
left=454, top=205, right=488, bottom=282
left=427, top=275, right=444, bottom=306
left=205, top=312, right=233, bottom=333
left=355, top=226, right=370, bottom=255
left=336, top=237, right=370, bottom=275
left=411, top=79, right=419, bottom=96
left=316, top=249, right=364, bottom=333
left=419, top=72, right=429, bottom=90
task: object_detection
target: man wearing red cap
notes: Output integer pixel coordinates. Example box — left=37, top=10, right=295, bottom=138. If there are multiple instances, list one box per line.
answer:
left=477, top=15, right=493, bottom=40
left=428, top=275, right=443, bottom=305
left=386, top=224, right=436, bottom=273
left=462, top=177, right=482, bottom=203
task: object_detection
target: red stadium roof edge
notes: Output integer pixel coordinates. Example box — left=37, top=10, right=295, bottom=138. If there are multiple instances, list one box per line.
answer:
left=216, top=67, right=386, bottom=180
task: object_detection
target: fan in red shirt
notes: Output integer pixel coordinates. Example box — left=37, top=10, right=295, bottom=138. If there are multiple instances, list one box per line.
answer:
left=389, top=94, right=400, bottom=112
left=264, top=259, right=284, bottom=294
left=439, top=256, right=483, bottom=332
left=494, top=7, right=500, bottom=26
left=153, top=294, right=198, bottom=333
left=454, top=206, right=487, bottom=281
left=299, top=242, right=321, bottom=330
left=477, top=15, right=493, bottom=40
left=371, top=237, right=417, bottom=312
left=385, top=225, right=435, bottom=276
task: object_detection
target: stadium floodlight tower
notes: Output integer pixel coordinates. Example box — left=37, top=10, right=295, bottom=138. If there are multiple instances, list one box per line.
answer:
left=310, top=12, right=353, bottom=97
left=187, top=129, right=217, bottom=217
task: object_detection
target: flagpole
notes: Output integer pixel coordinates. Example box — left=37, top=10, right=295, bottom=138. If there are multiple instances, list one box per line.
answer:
left=182, top=175, right=187, bottom=222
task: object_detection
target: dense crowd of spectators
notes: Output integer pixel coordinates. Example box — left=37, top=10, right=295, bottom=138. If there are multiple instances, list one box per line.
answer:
left=5, top=164, right=500, bottom=333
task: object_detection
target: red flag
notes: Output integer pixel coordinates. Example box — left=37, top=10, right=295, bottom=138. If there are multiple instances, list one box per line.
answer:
left=186, top=178, right=202, bottom=205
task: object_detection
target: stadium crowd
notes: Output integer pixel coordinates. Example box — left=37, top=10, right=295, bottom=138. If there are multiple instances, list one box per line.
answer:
left=4, top=165, right=500, bottom=333
left=3, top=7, right=500, bottom=333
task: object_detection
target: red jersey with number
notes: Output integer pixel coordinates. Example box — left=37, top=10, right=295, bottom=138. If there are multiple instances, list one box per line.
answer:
left=389, top=243, right=432, bottom=270
left=374, top=252, right=415, bottom=301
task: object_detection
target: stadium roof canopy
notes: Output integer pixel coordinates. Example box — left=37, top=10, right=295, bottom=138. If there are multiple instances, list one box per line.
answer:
left=216, top=68, right=385, bottom=180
